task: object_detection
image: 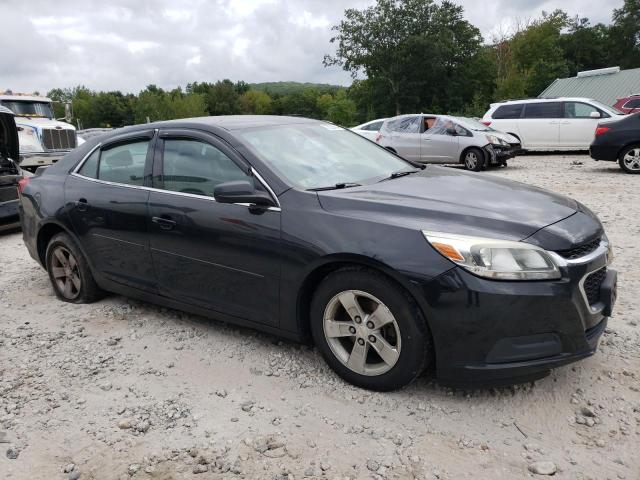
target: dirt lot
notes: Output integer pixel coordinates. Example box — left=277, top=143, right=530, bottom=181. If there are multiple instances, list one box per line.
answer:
left=1, top=153, right=639, bottom=480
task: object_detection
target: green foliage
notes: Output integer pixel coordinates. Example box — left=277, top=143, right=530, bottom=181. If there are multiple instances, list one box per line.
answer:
left=239, top=90, right=273, bottom=114
left=251, top=82, right=341, bottom=96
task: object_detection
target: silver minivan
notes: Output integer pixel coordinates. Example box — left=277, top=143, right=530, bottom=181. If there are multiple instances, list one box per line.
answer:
left=376, top=114, right=521, bottom=171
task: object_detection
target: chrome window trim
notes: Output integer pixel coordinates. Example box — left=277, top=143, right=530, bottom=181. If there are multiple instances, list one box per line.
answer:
left=70, top=145, right=282, bottom=212
left=72, top=142, right=102, bottom=174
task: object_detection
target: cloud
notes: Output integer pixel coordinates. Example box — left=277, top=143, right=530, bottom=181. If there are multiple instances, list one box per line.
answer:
left=0, top=0, right=624, bottom=95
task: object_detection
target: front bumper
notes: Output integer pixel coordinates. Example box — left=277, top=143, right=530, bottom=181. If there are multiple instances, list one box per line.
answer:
left=19, top=152, right=69, bottom=170
left=413, top=241, right=615, bottom=387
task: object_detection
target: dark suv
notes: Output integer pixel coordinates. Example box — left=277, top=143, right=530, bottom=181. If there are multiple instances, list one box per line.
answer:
left=0, top=106, right=21, bottom=231
left=18, top=116, right=617, bottom=390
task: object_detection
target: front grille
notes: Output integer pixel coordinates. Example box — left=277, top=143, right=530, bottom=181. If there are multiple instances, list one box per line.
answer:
left=41, top=128, right=77, bottom=151
left=584, top=267, right=606, bottom=306
left=556, top=237, right=601, bottom=260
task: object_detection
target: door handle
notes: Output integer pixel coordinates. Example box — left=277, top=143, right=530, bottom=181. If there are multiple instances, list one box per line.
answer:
left=75, top=198, right=89, bottom=212
left=152, top=216, right=176, bottom=231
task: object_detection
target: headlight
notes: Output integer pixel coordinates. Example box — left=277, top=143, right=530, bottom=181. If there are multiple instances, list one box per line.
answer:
left=423, top=231, right=561, bottom=280
left=485, top=134, right=508, bottom=146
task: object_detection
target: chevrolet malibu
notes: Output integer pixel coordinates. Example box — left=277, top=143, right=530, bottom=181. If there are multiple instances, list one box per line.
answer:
left=18, top=116, right=617, bottom=391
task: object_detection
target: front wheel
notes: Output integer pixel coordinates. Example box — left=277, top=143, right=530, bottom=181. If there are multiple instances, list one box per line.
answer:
left=463, top=148, right=485, bottom=172
left=310, top=267, right=433, bottom=391
left=618, top=145, right=640, bottom=174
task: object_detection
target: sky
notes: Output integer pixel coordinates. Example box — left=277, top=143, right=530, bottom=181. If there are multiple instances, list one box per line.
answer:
left=0, top=0, right=624, bottom=95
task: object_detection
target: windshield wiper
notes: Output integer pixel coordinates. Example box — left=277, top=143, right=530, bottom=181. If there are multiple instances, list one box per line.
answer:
left=307, top=182, right=362, bottom=192
left=378, top=169, right=422, bottom=182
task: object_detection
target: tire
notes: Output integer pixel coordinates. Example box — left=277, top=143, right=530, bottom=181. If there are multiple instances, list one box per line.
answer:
left=463, top=147, right=485, bottom=172
left=310, top=267, right=433, bottom=391
left=618, top=145, right=640, bottom=174
left=45, top=232, right=102, bottom=303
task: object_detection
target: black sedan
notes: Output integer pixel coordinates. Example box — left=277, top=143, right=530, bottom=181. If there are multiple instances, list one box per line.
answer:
left=18, top=116, right=616, bottom=391
left=590, top=112, right=640, bottom=173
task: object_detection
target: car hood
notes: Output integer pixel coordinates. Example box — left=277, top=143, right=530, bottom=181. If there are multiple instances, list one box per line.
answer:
left=491, top=130, right=520, bottom=144
left=317, top=166, right=581, bottom=243
left=0, top=107, right=19, bottom=162
left=14, top=116, right=76, bottom=130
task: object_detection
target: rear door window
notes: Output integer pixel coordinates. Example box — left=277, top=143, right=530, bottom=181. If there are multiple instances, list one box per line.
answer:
left=98, top=140, right=149, bottom=186
left=523, top=102, right=563, bottom=119
left=492, top=104, right=523, bottom=119
left=394, top=116, right=421, bottom=133
left=623, top=98, right=640, bottom=109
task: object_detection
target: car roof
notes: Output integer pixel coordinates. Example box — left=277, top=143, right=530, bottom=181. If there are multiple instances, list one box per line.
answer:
left=151, top=115, right=321, bottom=131
left=491, top=97, right=597, bottom=107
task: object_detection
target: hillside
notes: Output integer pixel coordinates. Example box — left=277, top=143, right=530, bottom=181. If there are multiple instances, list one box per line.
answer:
left=250, top=81, right=344, bottom=95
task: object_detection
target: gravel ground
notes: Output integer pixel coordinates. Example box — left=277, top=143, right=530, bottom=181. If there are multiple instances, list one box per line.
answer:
left=1, top=153, right=639, bottom=480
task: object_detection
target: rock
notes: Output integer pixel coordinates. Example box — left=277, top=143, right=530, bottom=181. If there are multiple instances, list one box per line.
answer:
left=528, top=461, right=557, bottom=475
left=216, top=389, right=228, bottom=398
left=63, top=463, right=76, bottom=473
left=580, top=406, right=596, bottom=418
left=127, top=464, right=140, bottom=475
left=99, top=382, right=113, bottom=391
left=0, top=431, right=11, bottom=444
left=69, top=471, right=81, bottom=480
left=366, top=459, right=380, bottom=472
left=193, top=464, right=208, bottom=474
left=6, top=446, right=19, bottom=459
left=134, top=420, right=150, bottom=433
left=241, top=400, right=255, bottom=412
left=118, top=419, right=133, bottom=429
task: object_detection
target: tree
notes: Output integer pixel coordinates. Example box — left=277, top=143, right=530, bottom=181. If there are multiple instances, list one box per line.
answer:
left=324, top=0, right=484, bottom=115
left=609, top=0, right=640, bottom=69
left=239, top=90, right=273, bottom=114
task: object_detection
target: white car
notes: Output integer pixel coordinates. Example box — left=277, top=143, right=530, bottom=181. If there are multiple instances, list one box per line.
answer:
left=482, top=97, right=624, bottom=151
left=350, top=118, right=387, bottom=141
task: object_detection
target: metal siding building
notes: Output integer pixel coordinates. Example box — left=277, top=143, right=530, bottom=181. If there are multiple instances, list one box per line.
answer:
left=539, top=67, right=640, bottom=106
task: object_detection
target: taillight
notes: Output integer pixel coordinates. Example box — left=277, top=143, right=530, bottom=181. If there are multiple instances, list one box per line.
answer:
left=595, top=126, right=610, bottom=136
left=481, top=121, right=491, bottom=126
left=17, top=177, right=30, bottom=194
left=375, top=133, right=382, bottom=143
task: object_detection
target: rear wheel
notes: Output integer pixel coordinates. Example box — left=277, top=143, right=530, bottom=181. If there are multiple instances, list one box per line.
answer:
left=46, top=233, right=102, bottom=303
left=310, top=267, right=433, bottom=391
left=463, top=147, right=485, bottom=172
left=618, top=145, right=640, bottom=174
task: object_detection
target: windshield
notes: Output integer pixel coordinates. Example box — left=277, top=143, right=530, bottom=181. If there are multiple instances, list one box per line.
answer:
left=239, top=123, right=414, bottom=189
left=454, top=116, right=493, bottom=132
left=0, top=100, right=54, bottom=119
left=588, top=99, right=624, bottom=116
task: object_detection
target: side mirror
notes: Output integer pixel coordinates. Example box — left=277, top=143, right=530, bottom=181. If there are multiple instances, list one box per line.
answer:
left=590, top=111, right=601, bottom=119
left=214, top=180, right=275, bottom=207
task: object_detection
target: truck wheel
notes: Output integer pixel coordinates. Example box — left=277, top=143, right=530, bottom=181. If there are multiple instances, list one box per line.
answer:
left=463, top=148, right=485, bottom=172
left=618, top=145, right=640, bottom=174
left=310, top=267, right=433, bottom=391
left=46, top=233, right=102, bottom=303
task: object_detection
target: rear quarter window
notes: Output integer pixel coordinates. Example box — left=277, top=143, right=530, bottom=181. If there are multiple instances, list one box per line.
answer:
left=492, top=104, right=523, bottom=119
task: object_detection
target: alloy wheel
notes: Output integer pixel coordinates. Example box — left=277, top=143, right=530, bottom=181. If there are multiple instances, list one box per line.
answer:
left=323, top=290, right=401, bottom=376
left=623, top=148, right=640, bottom=171
left=50, top=246, right=81, bottom=300
left=465, top=151, right=478, bottom=170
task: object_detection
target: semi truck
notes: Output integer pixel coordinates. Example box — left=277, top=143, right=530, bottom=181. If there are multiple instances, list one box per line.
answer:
left=0, top=91, right=78, bottom=172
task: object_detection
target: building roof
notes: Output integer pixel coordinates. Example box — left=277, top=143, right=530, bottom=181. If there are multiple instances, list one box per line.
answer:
left=539, top=67, right=640, bottom=106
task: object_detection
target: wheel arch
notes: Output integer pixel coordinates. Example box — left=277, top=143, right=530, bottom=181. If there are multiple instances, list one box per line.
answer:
left=459, top=145, right=485, bottom=164
left=36, top=221, right=76, bottom=268
left=617, top=141, right=640, bottom=160
left=295, top=254, right=437, bottom=361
